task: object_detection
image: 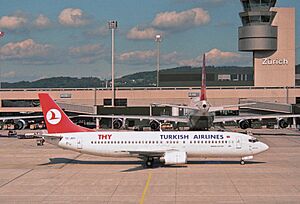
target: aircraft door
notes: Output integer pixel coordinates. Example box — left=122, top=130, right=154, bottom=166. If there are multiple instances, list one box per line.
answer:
left=77, top=139, right=83, bottom=149
left=236, top=136, right=242, bottom=149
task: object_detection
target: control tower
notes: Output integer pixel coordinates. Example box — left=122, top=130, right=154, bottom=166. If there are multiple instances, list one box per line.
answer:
left=238, top=0, right=295, bottom=87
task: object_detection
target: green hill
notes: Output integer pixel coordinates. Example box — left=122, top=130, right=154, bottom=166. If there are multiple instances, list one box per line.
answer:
left=2, top=64, right=299, bottom=88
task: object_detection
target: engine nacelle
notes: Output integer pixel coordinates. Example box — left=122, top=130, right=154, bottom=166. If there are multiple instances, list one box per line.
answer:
left=239, top=119, right=251, bottom=129
left=278, top=118, right=289, bottom=128
left=149, top=120, right=160, bottom=131
left=113, top=119, right=123, bottom=129
left=161, top=151, right=187, bottom=165
left=15, top=119, right=26, bottom=130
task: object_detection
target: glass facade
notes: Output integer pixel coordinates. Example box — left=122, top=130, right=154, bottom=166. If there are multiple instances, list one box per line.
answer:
left=241, top=0, right=276, bottom=12
left=240, top=0, right=277, bottom=26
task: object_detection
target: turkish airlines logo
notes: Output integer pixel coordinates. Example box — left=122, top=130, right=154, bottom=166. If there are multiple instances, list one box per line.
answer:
left=46, top=109, right=62, bottom=125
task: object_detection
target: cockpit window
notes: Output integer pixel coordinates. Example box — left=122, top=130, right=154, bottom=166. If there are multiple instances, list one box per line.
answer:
left=249, top=138, right=259, bottom=143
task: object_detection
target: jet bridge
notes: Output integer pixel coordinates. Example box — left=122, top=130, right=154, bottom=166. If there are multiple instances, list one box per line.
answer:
left=57, top=102, right=96, bottom=114
left=239, top=99, right=293, bottom=114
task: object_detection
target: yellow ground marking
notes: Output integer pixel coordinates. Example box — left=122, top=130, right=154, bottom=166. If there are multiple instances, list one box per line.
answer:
left=139, top=172, right=152, bottom=204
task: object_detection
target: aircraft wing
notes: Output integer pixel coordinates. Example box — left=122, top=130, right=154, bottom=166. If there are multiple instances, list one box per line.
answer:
left=78, top=114, right=189, bottom=123
left=115, top=150, right=165, bottom=158
left=42, top=134, right=63, bottom=139
left=214, top=114, right=300, bottom=123
left=151, top=103, right=199, bottom=111
left=209, top=103, right=257, bottom=112
left=0, top=115, right=44, bottom=121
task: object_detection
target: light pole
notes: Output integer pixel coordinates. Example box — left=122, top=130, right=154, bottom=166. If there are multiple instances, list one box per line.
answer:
left=155, top=34, right=162, bottom=87
left=0, top=31, right=4, bottom=90
left=108, top=21, right=117, bottom=107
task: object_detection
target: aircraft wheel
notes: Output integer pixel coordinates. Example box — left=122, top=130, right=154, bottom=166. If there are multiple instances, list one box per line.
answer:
left=146, top=157, right=154, bottom=168
left=240, top=160, right=245, bottom=165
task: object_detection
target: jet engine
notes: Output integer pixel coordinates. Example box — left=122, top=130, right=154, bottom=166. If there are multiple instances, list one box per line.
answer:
left=161, top=151, right=187, bottom=165
left=14, top=119, right=27, bottom=130
left=113, top=119, right=123, bottom=129
left=278, top=118, right=289, bottom=128
left=239, top=119, right=251, bottom=129
left=149, top=120, right=160, bottom=131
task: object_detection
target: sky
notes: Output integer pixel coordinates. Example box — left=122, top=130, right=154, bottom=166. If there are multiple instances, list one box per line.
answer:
left=0, top=0, right=299, bottom=82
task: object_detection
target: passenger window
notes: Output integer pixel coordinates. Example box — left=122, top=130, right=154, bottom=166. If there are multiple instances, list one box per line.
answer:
left=91, top=141, right=93, bottom=144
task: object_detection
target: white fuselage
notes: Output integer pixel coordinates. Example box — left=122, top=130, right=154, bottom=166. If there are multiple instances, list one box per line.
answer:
left=45, top=131, right=268, bottom=159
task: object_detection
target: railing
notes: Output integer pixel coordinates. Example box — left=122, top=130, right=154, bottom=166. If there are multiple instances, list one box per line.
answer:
left=0, top=86, right=299, bottom=92
left=57, top=102, right=95, bottom=114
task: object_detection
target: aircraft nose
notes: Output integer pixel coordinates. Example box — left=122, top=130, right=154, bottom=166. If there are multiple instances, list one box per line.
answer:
left=261, top=143, right=269, bottom=152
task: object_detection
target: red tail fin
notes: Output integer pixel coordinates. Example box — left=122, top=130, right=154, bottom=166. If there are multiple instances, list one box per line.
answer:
left=38, top=93, right=94, bottom=134
left=200, top=54, right=207, bottom=101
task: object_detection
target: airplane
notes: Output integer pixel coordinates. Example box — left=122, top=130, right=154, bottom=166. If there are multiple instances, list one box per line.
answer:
left=38, top=93, right=269, bottom=167
left=79, top=54, right=300, bottom=131
left=0, top=115, right=44, bottom=130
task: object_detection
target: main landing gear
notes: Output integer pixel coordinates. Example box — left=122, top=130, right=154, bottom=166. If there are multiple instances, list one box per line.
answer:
left=145, top=157, right=154, bottom=168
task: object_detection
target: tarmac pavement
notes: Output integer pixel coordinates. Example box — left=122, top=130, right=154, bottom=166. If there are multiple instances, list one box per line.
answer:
left=0, top=129, right=300, bottom=203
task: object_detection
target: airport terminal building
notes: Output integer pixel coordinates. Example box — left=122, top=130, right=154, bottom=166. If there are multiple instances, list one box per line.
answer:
left=0, top=0, right=298, bottom=128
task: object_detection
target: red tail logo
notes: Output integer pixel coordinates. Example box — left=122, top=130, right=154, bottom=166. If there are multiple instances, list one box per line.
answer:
left=46, top=109, right=62, bottom=125
left=39, top=93, right=94, bottom=134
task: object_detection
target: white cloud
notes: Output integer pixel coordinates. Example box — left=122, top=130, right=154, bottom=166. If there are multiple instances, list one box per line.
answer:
left=178, top=48, right=250, bottom=66
left=0, top=39, right=61, bottom=65
left=58, top=8, right=89, bottom=27
left=0, top=14, right=27, bottom=30
left=2, top=71, right=16, bottom=78
left=69, top=44, right=106, bottom=64
left=127, top=27, right=163, bottom=40
left=33, top=14, right=51, bottom=28
left=152, top=8, right=210, bottom=31
left=118, top=50, right=179, bottom=65
left=0, top=39, right=51, bottom=60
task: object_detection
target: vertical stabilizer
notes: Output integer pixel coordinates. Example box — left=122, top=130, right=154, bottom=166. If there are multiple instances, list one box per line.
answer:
left=38, top=93, right=94, bottom=134
left=200, top=54, right=207, bottom=101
